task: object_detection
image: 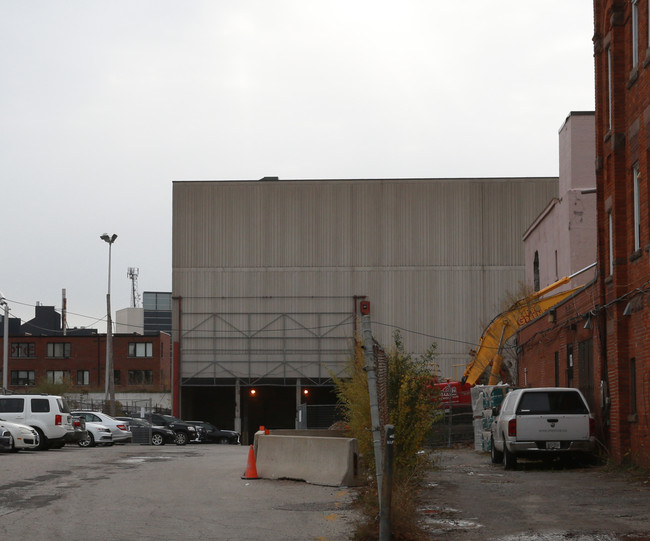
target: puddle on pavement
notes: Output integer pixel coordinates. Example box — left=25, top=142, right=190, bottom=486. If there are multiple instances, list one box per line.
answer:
left=118, top=456, right=175, bottom=465
left=423, top=517, right=483, bottom=535
left=499, top=534, right=638, bottom=541
left=419, top=505, right=481, bottom=535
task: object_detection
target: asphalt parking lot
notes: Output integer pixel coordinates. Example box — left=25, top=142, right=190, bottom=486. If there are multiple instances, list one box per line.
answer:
left=419, top=447, right=650, bottom=541
left=0, top=443, right=359, bottom=541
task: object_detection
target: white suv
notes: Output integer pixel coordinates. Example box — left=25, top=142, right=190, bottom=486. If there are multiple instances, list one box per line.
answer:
left=0, top=394, right=75, bottom=450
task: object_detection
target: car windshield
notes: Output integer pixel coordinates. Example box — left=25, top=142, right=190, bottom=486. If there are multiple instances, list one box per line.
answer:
left=516, top=391, right=588, bottom=415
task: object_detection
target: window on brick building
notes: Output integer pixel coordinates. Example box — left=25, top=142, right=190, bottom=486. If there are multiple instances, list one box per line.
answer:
left=11, top=343, right=35, bottom=358
left=46, top=370, right=70, bottom=384
left=47, top=342, right=71, bottom=358
left=128, top=342, right=153, bottom=358
left=114, top=370, right=121, bottom=385
left=77, top=370, right=90, bottom=385
left=567, top=343, right=574, bottom=385
left=128, top=370, right=153, bottom=385
left=533, top=251, right=540, bottom=291
left=608, top=210, right=614, bottom=275
left=11, top=370, right=35, bottom=386
left=607, top=46, right=613, bottom=131
left=554, top=351, right=560, bottom=387
left=632, top=0, right=639, bottom=68
left=630, top=358, right=637, bottom=415
left=633, top=163, right=641, bottom=251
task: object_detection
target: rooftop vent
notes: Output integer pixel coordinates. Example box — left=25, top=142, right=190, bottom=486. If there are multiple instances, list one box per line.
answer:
left=259, top=176, right=279, bottom=181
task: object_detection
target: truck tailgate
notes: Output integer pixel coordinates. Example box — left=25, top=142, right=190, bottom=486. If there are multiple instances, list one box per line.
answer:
left=516, top=414, right=591, bottom=441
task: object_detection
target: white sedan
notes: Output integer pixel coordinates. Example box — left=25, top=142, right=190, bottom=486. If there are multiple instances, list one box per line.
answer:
left=0, top=418, right=40, bottom=451
left=72, top=411, right=132, bottom=444
left=78, top=422, right=113, bottom=447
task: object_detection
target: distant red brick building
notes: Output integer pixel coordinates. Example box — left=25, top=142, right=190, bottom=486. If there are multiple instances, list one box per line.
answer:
left=519, top=0, right=650, bottom=468
left=1, top=333, right=171, bottom=393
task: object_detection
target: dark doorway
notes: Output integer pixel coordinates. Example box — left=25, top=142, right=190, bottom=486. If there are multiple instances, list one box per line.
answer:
left=181, top=386, right=236, bottom=430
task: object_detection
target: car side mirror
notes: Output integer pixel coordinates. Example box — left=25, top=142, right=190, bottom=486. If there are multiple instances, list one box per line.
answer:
left=492, top=407, right=498, bottom=416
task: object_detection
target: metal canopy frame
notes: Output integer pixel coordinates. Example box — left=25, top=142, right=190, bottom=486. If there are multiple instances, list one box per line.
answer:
left=179, top=309, right=355, bottom=387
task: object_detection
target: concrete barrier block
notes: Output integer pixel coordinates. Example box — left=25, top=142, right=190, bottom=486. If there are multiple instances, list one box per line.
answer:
left=255, top=435, right=360, bottom=487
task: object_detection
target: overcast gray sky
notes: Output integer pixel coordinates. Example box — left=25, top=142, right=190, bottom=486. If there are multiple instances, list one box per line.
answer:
left=1, top=1, right=595, bottom=330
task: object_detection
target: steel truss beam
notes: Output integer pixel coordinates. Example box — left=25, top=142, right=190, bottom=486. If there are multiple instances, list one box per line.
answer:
left=180, top=310, right=354, bottom=386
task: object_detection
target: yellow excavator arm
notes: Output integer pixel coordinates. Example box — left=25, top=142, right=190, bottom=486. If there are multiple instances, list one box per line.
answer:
left=461, top=276, right=581, bottom=386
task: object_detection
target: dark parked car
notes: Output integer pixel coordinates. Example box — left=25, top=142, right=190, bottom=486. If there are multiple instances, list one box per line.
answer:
left=116, top=417, right=176, bottom=446
left=144, top=413, right=201, bottom=445
left=186, top=421, right=240, bottom=444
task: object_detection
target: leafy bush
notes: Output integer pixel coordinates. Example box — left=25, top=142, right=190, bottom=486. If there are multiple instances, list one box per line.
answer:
left=334, top=331, right=444, bottom=539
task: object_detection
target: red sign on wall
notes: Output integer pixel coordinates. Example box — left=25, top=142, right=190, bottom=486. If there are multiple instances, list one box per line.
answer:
left=434, top=381, right=473, bottom=407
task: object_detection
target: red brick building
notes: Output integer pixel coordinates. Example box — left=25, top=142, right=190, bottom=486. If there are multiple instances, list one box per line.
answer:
left=519, top=0, right=650, bottom=468
left=1, top=333, right=171, bottom=393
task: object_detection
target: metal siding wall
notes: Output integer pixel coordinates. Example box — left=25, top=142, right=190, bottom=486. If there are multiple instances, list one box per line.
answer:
left=173, top=178, right=557, bottom=381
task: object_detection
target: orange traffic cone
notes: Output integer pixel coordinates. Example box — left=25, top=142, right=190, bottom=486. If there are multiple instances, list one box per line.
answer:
left=241, top=445, right=259, bottom=480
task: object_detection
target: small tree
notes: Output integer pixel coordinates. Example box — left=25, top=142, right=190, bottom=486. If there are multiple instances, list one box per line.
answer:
left=334, top=331, right=443, bottom=479
left=32, top=376, right=75, bottom=397
left=334, top=339, right=374, bottom=474
left=386, top=331, right=442, bottom=476
left=335, top=332, right=444, bottom=540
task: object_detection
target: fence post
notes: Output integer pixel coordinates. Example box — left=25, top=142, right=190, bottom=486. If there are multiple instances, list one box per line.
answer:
left=379, top=425, right=394, bottom=541
left=361, top=312, right=384, bottom=500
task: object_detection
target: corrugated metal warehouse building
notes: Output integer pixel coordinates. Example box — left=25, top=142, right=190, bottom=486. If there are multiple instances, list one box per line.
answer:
left=172, top=177, right=556, bottom=442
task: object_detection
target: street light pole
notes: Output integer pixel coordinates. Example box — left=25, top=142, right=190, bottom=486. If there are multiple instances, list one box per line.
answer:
left=101, top=233, right=118, bottom=415
left=0, top=293, right=8, bottom=394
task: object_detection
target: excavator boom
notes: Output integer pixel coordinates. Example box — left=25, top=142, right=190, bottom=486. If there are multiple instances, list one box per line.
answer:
left=462, top=280, right=581, bottom=386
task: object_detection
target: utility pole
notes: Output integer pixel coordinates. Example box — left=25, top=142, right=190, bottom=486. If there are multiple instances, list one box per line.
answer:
left=360, top=301, right=384, bottom=499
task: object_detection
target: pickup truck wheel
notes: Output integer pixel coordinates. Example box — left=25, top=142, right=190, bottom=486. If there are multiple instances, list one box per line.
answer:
left=151, top=433, right=164, bottom=446
left=490, top=436, right=503, bottom=463
left=503, top=442, right=517, bottom=470
left=175, top=431, right=189, bottom=446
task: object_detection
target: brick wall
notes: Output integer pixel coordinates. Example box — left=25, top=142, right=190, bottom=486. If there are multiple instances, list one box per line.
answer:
left=517, top=0, right=650, bottom=468
left=0, top=333, right=170, bottom=393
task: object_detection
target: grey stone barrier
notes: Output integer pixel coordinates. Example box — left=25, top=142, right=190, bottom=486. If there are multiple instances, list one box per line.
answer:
left=252, top=432, right=360, bottom=487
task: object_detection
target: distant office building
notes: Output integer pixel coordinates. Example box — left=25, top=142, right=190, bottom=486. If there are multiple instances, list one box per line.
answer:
left=143, top=292, right=172, bottom=336
left=115, top=292, right=172, bottom=336
left=0, top=314, right=21, bottom=337
left=115, top=307, right=144, bottom=335
left=0, top=332, right=170, bottom=393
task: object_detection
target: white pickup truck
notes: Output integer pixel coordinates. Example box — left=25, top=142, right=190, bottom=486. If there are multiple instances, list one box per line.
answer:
left=490, top=387, right=596, bottom=469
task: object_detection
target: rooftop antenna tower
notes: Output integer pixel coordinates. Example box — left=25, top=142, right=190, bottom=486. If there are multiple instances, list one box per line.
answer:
left=127, top=267, right=140, bottom=308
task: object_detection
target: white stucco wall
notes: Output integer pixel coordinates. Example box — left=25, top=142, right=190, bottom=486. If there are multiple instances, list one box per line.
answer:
left=524, top=112, right=597, bottom=292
